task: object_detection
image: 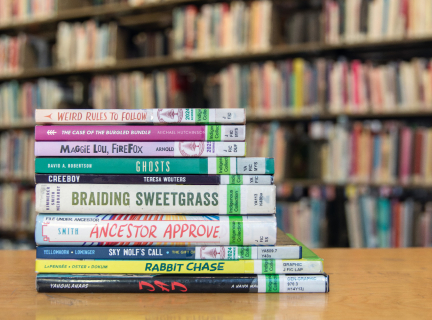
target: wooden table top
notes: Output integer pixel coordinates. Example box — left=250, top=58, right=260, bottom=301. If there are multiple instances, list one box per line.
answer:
left=0, top=248, right=431, bottom=319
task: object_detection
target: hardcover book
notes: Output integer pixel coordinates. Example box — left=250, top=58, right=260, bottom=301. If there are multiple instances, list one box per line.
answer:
left=36, top=229, right=300, bottom=260
left=35, top=184, right=276, bottom=214
left=34, top=141, right=246, bottom=157
left=35, top=214, right=277, bottom=246
left=35, top=109, right=246, bottom=124
left=35, top=157, right=275, bottom=175
left=36, top=273, right=329, bottom=293
left=35, top=258, right=323, bottom=274
left=34, top=174, right=274, bottom=185
left=35, top=125, right=245, bottom=141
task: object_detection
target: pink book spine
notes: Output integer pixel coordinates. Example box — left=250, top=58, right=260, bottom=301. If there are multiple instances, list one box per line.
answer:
left=352, top=60, right=360, bottom=112
left=399, top=128, right=413, bottom=184
left=35, top=125, right=245, bottom=141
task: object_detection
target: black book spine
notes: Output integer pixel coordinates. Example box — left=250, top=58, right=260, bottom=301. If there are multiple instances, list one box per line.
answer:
left=37, top=274, right=260, bottom=293
left=34, top=174, right=221, bottom=184
left=36, top=274, right=329, bottom=293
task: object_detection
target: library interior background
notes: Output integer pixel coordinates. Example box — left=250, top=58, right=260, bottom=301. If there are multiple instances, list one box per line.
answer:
left=1, top=0, right=432, bottom=250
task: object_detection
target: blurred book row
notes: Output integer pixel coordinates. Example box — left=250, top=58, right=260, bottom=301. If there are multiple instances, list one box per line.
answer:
left=327, top=58, right=432, bottom=114
left=311, top=120, right=432, bottom=185
left=0, top=79, right=80, bottom=125
left=345, top=187, right=432, bottom=248
left=0, top=0, right=168, bottom=26
left=0, top=184, right=35, bottom=234
left=2, top=0, right=432, bottom=77
left=173, top=1, right=273, bottom=57
left=0, top=131, right=34, bottom=180
left=325, top=0, right=432, bottom=43
left=5, top=57, right=432, bottom=125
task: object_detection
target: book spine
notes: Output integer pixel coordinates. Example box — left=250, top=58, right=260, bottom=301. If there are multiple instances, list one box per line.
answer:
left=34, top=141, right=246, bottom=157
left=35, top=174, right=274, bottom=185
left=35, top=214, right=277, bottom=246
left=35, top=125, right=246, bottom=141
left=36, top=274, right=329, bottom=293
left=35, top=184, right=276, bottom=214
left=35, top=259, right=323, bottom=274
left=35, top=157, right=275, bottom=175
left=36, top=245, right=301, bottom=260
left=35, top=109, right=246, bottom=124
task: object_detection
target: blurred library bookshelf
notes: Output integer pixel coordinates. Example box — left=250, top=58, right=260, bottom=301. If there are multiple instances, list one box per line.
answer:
left=1, top=0, right=432, bottom=249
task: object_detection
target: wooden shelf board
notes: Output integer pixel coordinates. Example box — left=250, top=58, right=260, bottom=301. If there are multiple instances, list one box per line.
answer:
left=0, top=0, right=199, bottom=32
left=0, top=178, right=34, bottom=184
left=0, top=122, right=35, bottom=130
left=0, top=230, right=34, bottom=239
left=278, top=180, right=432, bottom=189
left=246, top=111, right=432, bottom=122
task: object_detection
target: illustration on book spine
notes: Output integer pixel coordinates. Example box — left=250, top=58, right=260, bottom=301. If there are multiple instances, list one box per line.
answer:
left=35, top=125, right=246, bottom=141
left=35, top=259, right=324, bottom=274
left=35, top=214, right=277, bottom=246
left=34, top=141, right=246, bottom=157
left=35, top=109, right=246, bottom=124
left=36, top=274, right=330, bottom=293
left=36, top=243, right=300, bottom=260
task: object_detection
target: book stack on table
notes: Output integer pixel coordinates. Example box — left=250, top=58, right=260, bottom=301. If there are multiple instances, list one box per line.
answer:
left=33, top=108, right=329, bottom=293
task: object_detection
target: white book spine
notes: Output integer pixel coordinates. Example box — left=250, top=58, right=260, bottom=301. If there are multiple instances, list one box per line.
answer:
left=35, top=214, right=277, bottom=246
left=35, top=109, right=246, bottom=124
left=35, top=184, right=276, bottom=215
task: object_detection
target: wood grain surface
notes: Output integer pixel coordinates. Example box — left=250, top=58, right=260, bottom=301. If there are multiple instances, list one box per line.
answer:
left=0, top=249, right=431, bottom=319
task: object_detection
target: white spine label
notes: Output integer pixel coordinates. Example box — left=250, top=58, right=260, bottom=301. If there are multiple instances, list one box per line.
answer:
left=257, top=275, right=328, bottom=293
left=236, top=158, right=267, bottom=174
left=208, top=158, right=217, bottom=174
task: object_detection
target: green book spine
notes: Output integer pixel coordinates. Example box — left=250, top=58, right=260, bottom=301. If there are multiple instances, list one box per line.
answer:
left=35, top=157, right=274, bottom=175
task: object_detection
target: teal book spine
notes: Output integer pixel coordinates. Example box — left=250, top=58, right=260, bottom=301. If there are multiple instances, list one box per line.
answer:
left=377, top=198, right=391, bottom=248
left=35, top=157, right=274, bottom=175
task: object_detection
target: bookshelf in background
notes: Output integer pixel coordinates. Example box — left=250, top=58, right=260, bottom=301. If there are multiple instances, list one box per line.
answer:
left=1, top=0, right=432, bottom=248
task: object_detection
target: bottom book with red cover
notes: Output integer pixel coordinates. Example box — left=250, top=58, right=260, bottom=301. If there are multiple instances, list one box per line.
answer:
left=36, top=273, right=329, bottom=293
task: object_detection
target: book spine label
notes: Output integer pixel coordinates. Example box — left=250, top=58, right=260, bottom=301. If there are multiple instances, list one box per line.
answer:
left=35, top=174, right=274, bottom=185
left=35, top=214, right=277, bottom=246
left=36, top=245, right=301, bottom=260
left=35, top=157, right=275, bottom=175
left=35, top=125, right=246, bottom=141
left=35, top=109, right=246, bottom=124
left=34, top=141, right=246, bottom=157
left=35, top=184, right=276, bottom=214
left=36, top=274, right=329, bottom=293
left=35, top=259, right=323, bottom=274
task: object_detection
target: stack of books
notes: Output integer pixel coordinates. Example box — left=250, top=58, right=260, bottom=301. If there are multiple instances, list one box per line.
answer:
left=33, top=108, right=328, bottom=293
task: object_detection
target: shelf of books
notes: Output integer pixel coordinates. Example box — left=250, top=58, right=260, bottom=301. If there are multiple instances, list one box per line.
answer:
left=1, top=0, right=432, bottom=249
